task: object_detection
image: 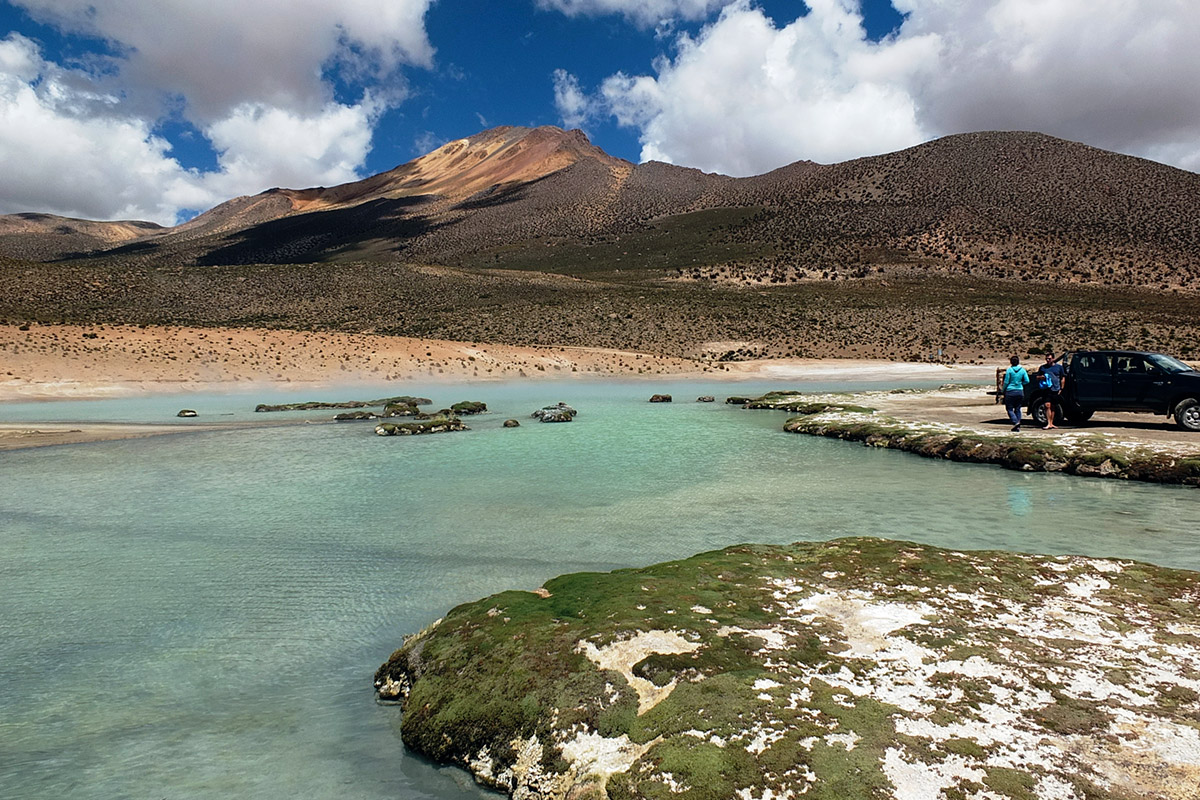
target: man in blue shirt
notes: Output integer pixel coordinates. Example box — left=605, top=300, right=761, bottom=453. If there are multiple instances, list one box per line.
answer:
left=1036, top=353, right=1066, bottom=429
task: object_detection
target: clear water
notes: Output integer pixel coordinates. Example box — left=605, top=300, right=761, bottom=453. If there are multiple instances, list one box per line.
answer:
left=2, top=380, right=1198, bottom=799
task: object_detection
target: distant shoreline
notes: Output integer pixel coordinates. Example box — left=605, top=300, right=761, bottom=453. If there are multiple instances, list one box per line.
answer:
left=0, top=322, right=1000, bottom=452
left=0, top=322, right=994, bottom=403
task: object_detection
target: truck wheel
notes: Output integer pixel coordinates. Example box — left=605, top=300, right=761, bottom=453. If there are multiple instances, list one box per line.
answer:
left=1176, top=398, right=1200, bottom=432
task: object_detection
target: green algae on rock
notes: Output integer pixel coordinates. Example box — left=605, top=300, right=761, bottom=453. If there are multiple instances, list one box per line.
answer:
left=741, top=390, right=877, bottom=415
left=373, top=415, right=467, bottom=436
left=450, top=400, right=488, bottom=415
left=783, top=413, right=1200, bottom=487
left=374, top=538, right=1200, bottom=800
left=254, top=395, right=432, bottom=413
left=333, top=409, right=382, bottom=421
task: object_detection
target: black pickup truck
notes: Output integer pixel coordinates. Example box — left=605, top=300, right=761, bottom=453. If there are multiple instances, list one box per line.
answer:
left=1025, top=350, right=1200, bottom=431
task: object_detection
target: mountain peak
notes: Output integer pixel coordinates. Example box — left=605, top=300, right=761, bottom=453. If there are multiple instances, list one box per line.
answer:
left=259, top=125, right=626, bottom=216
left=393, top=125, right=626, bottom=198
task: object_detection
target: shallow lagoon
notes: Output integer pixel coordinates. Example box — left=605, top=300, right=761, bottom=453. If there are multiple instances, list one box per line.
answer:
left=3, top=379, right=1199, bottom=798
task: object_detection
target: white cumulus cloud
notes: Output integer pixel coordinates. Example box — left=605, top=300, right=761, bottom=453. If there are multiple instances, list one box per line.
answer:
left=11, top=0, right=434, bottom=119
left=895, top=0, right=1200, bottom=172
left=583, top=0, right=1200, bottom=175
left=0, top=34, right=195, bottom=223
left=0, top=1, right=435, bottom=223
left=536, top=0, right=728, bottom=28
left=552, top=68, right=597, bottom=129
left=593, top=0, right=931, bottom=175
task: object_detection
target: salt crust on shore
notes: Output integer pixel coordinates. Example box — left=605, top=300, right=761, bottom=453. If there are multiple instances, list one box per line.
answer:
left=577, top=630, right=701, bottom=715
left=559, top=563, right=1200, bottom=798
left=673, top=563, right=1197, bottom=798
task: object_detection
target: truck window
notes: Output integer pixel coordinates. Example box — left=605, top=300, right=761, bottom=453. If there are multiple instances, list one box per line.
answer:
left=1146, top=353, right=1192, bottom=374
left=1115, top=355, right=1144, bottom=374
left=1075, top=353, right=1110, bottom=375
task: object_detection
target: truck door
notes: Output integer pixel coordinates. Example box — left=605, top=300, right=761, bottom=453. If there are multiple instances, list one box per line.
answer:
left=1071, top=352, right=1112, bottom=406
left=1112, top=353, right=1168, bottom=410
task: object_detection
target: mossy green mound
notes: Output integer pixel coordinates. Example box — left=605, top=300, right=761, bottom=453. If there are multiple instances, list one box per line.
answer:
left=451, top=400, right=488, bottom=415
left=784, top=415, right=1200, bottom=486
left=375, top=538, right=1200, bottom=800
left=382, top=402, right=420, bottom=417
left=742, top=390, right=876, bottom=414
left=374, top=415, right=467, bottom=436
left=254, top=395, right=431, bottom=413
left=333, top=409, right=381, bottom=421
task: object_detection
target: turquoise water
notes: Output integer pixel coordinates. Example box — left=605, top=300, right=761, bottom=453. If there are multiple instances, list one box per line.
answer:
left=2, top=380, right=1198, bottom=798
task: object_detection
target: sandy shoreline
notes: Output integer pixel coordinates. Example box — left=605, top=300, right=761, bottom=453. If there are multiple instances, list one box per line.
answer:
left=0, top=322, right=997, bottom=451
left=0, top=421, right=272, bottom=451
left=0, top=322, right=996, bottom=400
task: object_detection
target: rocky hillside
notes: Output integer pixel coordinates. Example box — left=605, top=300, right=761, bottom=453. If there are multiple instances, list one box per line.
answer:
left=3, top=127, right=1197, bottom=293
left=0, top=213, right=163, bottom=261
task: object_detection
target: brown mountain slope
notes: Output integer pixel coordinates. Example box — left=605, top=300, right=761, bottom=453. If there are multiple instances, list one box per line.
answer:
left=170, top=125, right=627, bottom=238
left=3, top=127, right=1198, bottom=294
left=0, top=213, right=163, bottom=261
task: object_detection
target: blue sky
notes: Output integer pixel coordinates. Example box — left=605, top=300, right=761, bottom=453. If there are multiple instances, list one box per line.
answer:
left=1, top=1, right=1197, bottom=224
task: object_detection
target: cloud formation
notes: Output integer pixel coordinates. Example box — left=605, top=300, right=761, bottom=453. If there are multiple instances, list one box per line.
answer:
left=0, top=1, right=434, bottom=223
left=566, top=0, right=1200, bottom=176
left=536, top=0, right=727, bottom=28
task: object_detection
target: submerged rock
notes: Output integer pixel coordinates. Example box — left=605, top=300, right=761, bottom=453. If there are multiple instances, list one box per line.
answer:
left=532, top=402, right=577, bottom=423
left=382, top=402, right=420, bottom=417
left=374, top=416, right=468, bottom=436
left=380, top=395, right=433, bottom=407
left=503, top=419, right=520, bottom=428
left=451, top=401, right=488, bottom=415
left=696, top=396, right=715, bottom=403
left=376, top=538, right=1200, bottom=800
left=176, top=409, right=197, bottom=418
left=648, top=394, right=672, bottom=403
left=255, top=395, right=432, bottom=413
left=333, top=410, right=381, bottom=421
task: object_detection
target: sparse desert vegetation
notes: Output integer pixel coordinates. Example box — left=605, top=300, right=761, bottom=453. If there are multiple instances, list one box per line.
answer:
left=1, top=127, right=1196, bottom=366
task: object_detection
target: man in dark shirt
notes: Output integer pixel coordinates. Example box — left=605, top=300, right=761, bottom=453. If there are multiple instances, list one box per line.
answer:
left=1037, top=353, right=1066, bottom=429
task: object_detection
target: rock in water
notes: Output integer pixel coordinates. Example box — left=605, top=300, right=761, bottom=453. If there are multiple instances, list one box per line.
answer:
left=382, top=402, right=419, bottom=417
left=375, top=538, right=1200, bottom=800
left=503, top=419, right=521, bottom=428
left=254, top=395, right=431, bottom=413
left=532, top=402, right=577, bottom=423
left=176, top=409, right=197, bottom=417
left=696, top=396, right=715, bottom=403
left=374, top=416, right=468, bottom=436
left=451, top=401, right=488, bottom=415
left=648, top=394, right=672, bottom=403
left=334, top=410, right=380, bottom=421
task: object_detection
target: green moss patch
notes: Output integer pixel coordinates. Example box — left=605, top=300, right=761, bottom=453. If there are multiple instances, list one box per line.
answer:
left=783, top=414, right=1200, bottom=487
left=375, top=538, right=1200, bottom=799
left=374, top=415, right=467, bottom=435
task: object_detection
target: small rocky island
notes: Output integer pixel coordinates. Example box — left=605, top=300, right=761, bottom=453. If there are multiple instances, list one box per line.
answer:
left=376, top=538, right=1200, bottom=800
left=255, top=395, right=432, bottom=413
left=374, top=415, right=467, bottom=436
left=533, top=402, right=578, bottom=422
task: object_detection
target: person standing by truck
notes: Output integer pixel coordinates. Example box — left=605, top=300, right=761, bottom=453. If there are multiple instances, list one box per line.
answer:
left=1002, top=355, right=1031, bottom=431
left=1036, top=352, right=1066, bottom=429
